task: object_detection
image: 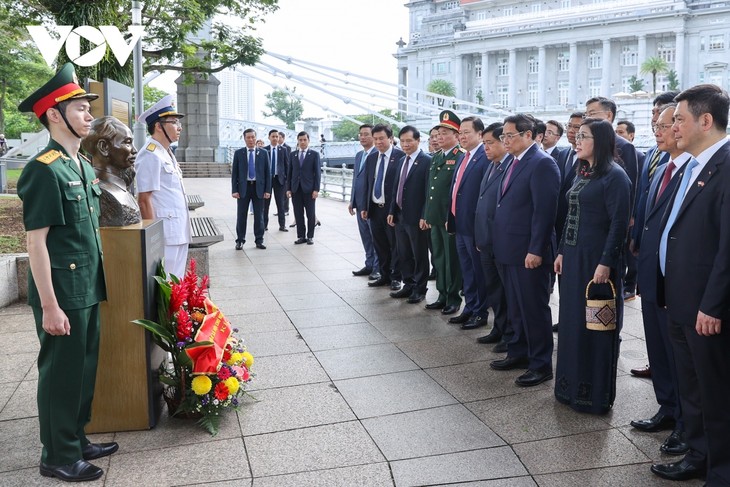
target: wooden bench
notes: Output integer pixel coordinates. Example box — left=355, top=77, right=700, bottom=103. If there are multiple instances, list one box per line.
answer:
left=190, top=216, right=223, bottom=248
left=187, top=194, right=204, bottom=210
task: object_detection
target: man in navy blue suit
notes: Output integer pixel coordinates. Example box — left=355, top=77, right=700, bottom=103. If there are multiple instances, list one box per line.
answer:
left=264, top=129, right=289, bottom=232
left=387, top=125, right=431, bottom=303
left=447, top=116, right=489, bottom=329
left=232, top=128, right=271, bottom=250
left=349, top=124, right=379, bottom=279
left=490, top=114, right=560, bottom=387
left=287, top=131, right=321, bottom=245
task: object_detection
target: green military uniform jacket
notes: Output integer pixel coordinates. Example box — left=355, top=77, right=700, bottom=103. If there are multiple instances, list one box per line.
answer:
left=423, top=146, right=465, bottom=225
left=17, top=139, right=106, bottom=309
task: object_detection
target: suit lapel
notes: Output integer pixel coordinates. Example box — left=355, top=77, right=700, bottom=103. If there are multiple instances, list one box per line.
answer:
left=500, top=145, right=535, bottom=198
left=675, top=145, right=728, bottom=220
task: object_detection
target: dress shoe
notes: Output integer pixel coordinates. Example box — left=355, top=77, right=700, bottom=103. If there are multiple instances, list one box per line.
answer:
left=82, top=442, right=119, bottom=460
left=368, top=277, right=389, bottom=287
left=448, top=312, right=472, bottom=324
left=353, top=267, right=372, bottom=277
left=390, top=280, right=402, bottom=291
left=552, top=323, right=559, bottom=332
left=265, top=227, right=268, bottom=231
left=235, top=242, right=243, bottom=250
left=516, top=368, right=553, bottom=387
left=651, top=459, right=704, bottom=481
left=255, top=243, right=266, bottom=249
left=390, top=287, right=413, bottom=298
left=40, top=460, right=103, bottom=482
left=407, top=292, right=425, bottom=304
left=368, top=272, right=381, bottom=281
left=441, top=304, right=460, bottom=315
left=279, top=227, right=289, bottom=232
left=306, top=238, right=314, bottom=245
left=289, top=222, right=296, bottom=228
left=490, top=356, right=529, bottom=371
left=661, top=429, right=690, bottom=456
left=316, top=220, right=322, bottom=226
left=425, top=301, right=446, bottom=310
left=630, top=364, right=651, bottom=378
left=623, top=290, right=637, bottom=301
left=630, top=412, right=675, bottom=432
left=428, top=269, right=437, bottom=280
left=477, top=328, right=502, bottom=344
left=294, top=238, right=307, bottom=244
left=462, top=315, right=488, bottom=330
left=492, top=340, right=508, bottom=353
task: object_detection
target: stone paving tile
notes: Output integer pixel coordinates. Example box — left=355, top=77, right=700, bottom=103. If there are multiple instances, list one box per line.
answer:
left=247, top=352, right=329, bottom=392
left=209, top=285, right=273, bottom=300
left=4, top=331, right=39, bottom=354
left=276, top=292, right=346, bottom=311
left=0, top=417, right=41, bottom=472
left=105, top=438, right=249, bottom=486
left=238, top=382, right=355, bottom=436
left=212, top=296, right=281, bottom=315
left=513, top=429, right=650, bottom=475
left=251, top=463, right=394, bottom=487
left=432, top=479, right=537, bottom=487
left=0, top=312, right=36, bottom=333
left=617, top=425, right=678, bottom=464
left=616, top=337, right=651, bottom=376
left=226, top=311, right=295, bottom=334
left=324, top=277, right=385, bottom=293
left=370, top=315, right=464, bottom=343
left=254, top=263, right=310, bottom=275
left=0, top=380, right=37, bottom=421
left=337, top=289, right=395, bottom=306
left=314, top=343, right=419, bottom=380
left=0, top=352, right=36, bottom=383
left=362, top=404, right=505, bottom=461
left=286, top=306, right=366, bottom=329
left=466, top=386, right=611, bottom=444
left=298, top=322, right=389, bottom=351
left=267, top=281, right=332, bottom=297
left=260, top=271, right=317, bottom=285
left=395, top=334, right=495, bottom=368
left=182, top=480, right=252, bottom=487
left=335, top=370, right=457, bottom=419
left=0, top=382, right=16, bottom=413
left=212, top=273, right=266, bottom=288
left=602, top=374, right=661, bottom=427
left=533, top=463, right=703, bottom=487
left=245, top=421, right=385, bottom=477
left=243, top=330, right=309, bottom=357
left=390, top=447, right=528, bottom=487
left=353, top=302, right=430, bottom=323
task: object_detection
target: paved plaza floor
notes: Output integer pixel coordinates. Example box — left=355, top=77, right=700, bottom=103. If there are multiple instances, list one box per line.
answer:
left=0, top=178, right=703, bottom=486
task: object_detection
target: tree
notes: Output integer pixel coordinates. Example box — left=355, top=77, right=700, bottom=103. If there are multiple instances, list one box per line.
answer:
left=331, top=109, right=403, bottom=142
left=628, top=75, right=645, bottom=93
left=262, top=87, right=303, bottom=130
left=426, top=79, right=456, bottom=107
left=640, top=56, right=670, bottom=94
left=143, top=86, right=171, bottom=111
left=666, top=69, right=680, bottom=91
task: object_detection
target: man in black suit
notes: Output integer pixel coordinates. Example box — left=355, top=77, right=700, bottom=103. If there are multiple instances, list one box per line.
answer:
left=542, top=120, right=564, bottom=160
left=361, top=124, right=405, bottom=290
left=651, top=84, right=730, bottom=485
left=287, top=131, right=321, bottom=245
left=349, top=124, right=379, bottom=278
left=490, top=114, right=560, bottom=387
left=232, top=128, right=271, bottom=249
left=278, top=130, right=291, bottom=215
left=264, top=129, right=289, bottom=232
left=387, top=125, right=431, bottom=303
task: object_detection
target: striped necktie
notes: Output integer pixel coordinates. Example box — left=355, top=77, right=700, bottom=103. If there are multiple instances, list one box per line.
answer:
left=648, top=149, right=662, bottom=180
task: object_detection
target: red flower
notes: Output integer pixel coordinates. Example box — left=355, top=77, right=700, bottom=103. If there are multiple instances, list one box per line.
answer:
left=214, top=381, right=229, bottom=401
left=169, top=282, right=187, bottom=316
left=175, top=308, right=193, bottom=341
left=217, top=366, right=232, bottom=380
left=223, top=349, right=232, bottom=363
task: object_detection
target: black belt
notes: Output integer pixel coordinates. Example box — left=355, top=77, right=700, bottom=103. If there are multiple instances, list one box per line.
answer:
left=247, top=180, right=256, bottom=185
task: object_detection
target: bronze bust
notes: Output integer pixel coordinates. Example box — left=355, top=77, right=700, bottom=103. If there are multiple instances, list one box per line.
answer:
left=82, top=116, right=142, bottom=226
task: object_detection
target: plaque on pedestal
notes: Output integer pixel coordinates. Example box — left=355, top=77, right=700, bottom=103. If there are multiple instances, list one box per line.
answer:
left=87, top=220, right=165, bottom=433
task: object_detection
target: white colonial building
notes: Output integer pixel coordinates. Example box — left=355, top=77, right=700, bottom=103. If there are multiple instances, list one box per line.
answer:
left=396, top=0, right=730, bottom=116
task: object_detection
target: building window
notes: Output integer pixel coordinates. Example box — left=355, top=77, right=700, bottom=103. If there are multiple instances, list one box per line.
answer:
left=528, top=82, right=538, bottom=107
left=558, top=81, right=569, bottom=105
left=621, top=76, right=632, bottom=93
left=475, top=10, right=487, bottom=20
left=497, top=85, right=509, bottom=106
left=432, top=62, right=450, bottom=75
left=657, top=43, right=675, bottom=63
left=709, top=34, right=725, bottom=50
left=589, top=78, right=601, bottom=97
left=503, top=7, right=513, bottom=16
left=707, top=70, right=723, bottom=87
left=441, top=1, right=458, bottom=10
left=557, top=52, right=569, bottom=72
left=589, top=49, right=601, bottom=69
left=528, top=56, right=539, bottom=74
left=621, top=45, right=638, bottom=66
left=475, top=60, right=482, bottom=79
left=498, top=57, right=509, bottom=76
left=532, top=3, right=541, bottom=13
left=561, top=0, right=571, bottom=7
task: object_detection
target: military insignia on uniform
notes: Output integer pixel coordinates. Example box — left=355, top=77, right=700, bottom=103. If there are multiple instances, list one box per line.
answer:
left=147, top=142, right=157, bottom=151
left=458, top=148, right=466, bottom=153
left=92, top=178, right=100, bottom=185
left=446, top=160, right=456, bottom=165
left=36, top=150, right=61, bottom=165
left=444, top=113, right=449, bottom=121
left=67, top=180, right=82, bottom=187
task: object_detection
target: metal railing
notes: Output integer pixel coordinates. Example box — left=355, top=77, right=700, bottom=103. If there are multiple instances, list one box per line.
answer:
left=321, top=165, right=353, bottom=202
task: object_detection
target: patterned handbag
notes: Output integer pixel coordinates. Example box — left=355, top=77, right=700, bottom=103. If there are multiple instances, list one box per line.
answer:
left=585, top=279, right=617, bottom=331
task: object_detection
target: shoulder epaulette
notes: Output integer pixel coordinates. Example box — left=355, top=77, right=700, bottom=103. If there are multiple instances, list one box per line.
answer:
left=457, top=148, right=466, bottom=153
left=146, top=142, right=157, bottom=151
left=36, top=150, right=62, bottom=165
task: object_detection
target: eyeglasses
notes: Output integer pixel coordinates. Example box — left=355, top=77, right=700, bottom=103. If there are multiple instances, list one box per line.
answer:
left=499, top=131, right=525, bottom=142
left=653, top=123, right=673, bottom=133
left=160, top=120, right=182, bottom=127
left=545, top=130, right=559, bottom=137
left=583, top=110, right=607, bottom=118
left=575, top=134, right=594, bottom=141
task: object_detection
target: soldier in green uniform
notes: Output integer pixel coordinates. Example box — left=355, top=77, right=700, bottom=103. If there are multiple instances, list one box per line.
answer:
left=422, top=111, right=464, bottom=315
left=17, top=63, right=117, bottom=482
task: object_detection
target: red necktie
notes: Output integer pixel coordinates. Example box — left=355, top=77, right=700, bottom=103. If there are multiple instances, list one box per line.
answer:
left=655, top=160, right=676, bottom=203
left=451, top=151, right=470, bottom=216
left=502, top=157, right=519, bottom=195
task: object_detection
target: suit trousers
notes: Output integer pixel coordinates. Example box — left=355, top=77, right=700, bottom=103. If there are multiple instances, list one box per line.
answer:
left=430, top=225, right=462, bottom=306
left=394, top=221, right=429, bottom=293
left=479, top=246, right=511, bottom=341
left=33, top=304, right=100, bottom=465
left=669, top=318, right=730, bottom=485
left=456, top=233, right=487, bottom=317
left=642, top=300, right=681, bottom=422
left=236, top=182, right=264, bottom=244
left=623, top=239, right=637, bottom=292
left=264, top=178, right=286, bottom=230
left=356, top=213, right=379, bottom=271
left=500, top=263, right=554, bottom=371
left=291, top=188, right=316, bottom=239
left=369, top=204, right=400, bottom=282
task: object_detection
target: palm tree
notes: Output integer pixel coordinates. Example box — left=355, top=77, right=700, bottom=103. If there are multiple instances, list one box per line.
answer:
left=426, top=79, right=456, bottom=108
left=640, top=57, right=670, bottom=94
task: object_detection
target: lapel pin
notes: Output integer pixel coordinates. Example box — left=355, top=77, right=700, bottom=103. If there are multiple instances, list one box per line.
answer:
left=697, top=181, right=705, bottom=187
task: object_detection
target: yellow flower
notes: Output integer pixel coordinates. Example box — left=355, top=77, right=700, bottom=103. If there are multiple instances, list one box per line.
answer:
left=227, top=352, right=243, bottom=366
left=191, top=375, right=212, bottom=395
left=224, top=377, right=240, bottom=395
left=242, top=351, right=254, bottom=368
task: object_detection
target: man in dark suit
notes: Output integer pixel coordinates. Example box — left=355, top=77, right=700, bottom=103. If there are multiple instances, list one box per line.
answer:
left=447, top=116, right=489, bottom=329
left=349, top=124, right=379, bottom=278
left=630, top=103, right=689, bottom=456
left=278, top=130, right=292, bottom=215
left=542, top=120, right=564, bottom=160
left=490, top=114, right=560, bottom=387
left=232, top=128, right=271, bottom=250
left=651, top=84, right=730, bottom=485
left=387, top=125, right=432, bottom=303
left=361, top=124, right=405, bottom=290
left=287, top=131, right=321, bottom=245
left=474, top=122, right=513, bottom=352
left=264, top=129, right=289, bottom=232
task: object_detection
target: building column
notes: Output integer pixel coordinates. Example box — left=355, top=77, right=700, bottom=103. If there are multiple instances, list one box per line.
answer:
left=637, top=34, right=647, bottom=77
left=538, top=46, right=546, bottom=108
left=481, top=52, right=489, bottom=107
left=508, top=48, right=517, bottom=109
left=568, top=42, right=578, bottom=106
left=398, top=66, right=407, bottom=117
left=454, top=54, right=463, bottom=100
left=675, top=30, right=685, bottom=88
left=602, top=39, right=612, bottom=96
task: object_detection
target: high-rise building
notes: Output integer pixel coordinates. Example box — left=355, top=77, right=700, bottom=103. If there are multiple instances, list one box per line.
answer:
left=218, top=69, right=254, bottom=121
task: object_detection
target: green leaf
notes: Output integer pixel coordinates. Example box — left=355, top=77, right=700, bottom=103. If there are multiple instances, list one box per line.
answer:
left=159, top=375, right=178, bottom=387
left=131, top=319, right=174, bottom=345
left=177, top=350, right=192, bottom=368
left=184, top=341, right=214, bottom=349
left=197, top=414, right=222, bottom=436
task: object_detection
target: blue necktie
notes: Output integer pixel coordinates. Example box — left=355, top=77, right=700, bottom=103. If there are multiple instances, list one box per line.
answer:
left=271, top=148, right=277, bottom=176
left=659, top=158, right=699, bottom=275
left=359, top=151, right=367, bottom=174
left=248, top=149, right=255, bottom=180
left=374, top=153, right=386, bottom=199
